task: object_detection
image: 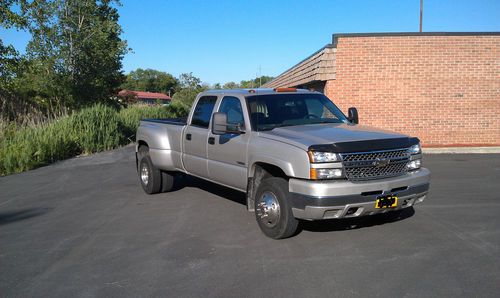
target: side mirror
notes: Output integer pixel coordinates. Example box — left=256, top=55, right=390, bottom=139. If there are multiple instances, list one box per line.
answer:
left=212, top=112, right=228, bottom=135
left=348, top=107, right=359, bottom=124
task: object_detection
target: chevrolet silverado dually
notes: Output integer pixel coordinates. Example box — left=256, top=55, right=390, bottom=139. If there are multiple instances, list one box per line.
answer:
left=135, top=88, right=430, bottom=239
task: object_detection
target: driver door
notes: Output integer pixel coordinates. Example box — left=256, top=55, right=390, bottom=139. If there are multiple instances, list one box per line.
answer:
left=207, top=96, right=250, bottom=191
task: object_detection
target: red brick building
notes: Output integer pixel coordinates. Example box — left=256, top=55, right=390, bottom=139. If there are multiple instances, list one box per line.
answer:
left=264, top=32, right=499, bottom=147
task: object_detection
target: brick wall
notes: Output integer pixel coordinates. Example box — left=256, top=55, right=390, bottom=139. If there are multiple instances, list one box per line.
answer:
left=325, top=35, right=500, bottom=147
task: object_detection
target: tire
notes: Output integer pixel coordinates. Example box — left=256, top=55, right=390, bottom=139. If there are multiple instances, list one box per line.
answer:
left=138, top=150, right=162, bottom=194
left=137, top=146, right=148, bottom=171
left=161, top=171, right=175, bottom=192
left=254, top=177, right=299, bottom=239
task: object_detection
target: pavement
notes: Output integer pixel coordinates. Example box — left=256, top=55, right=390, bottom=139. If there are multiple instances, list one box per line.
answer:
left=1, top=145, right=499, bottom=297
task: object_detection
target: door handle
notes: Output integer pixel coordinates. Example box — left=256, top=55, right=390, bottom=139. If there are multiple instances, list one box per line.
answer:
left=208, top=137, right=215, bottom=145
left=186, top=133, right=192, bottom=141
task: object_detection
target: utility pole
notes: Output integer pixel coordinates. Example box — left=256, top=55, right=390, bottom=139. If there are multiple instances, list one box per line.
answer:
left=259, top=65, right=262, bottom=87
left=420, top=0, right=423, bottom=32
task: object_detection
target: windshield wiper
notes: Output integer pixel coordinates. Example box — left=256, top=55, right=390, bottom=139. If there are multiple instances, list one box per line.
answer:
left=310, top=119, right=342, bottom=124
left=259, top=123, right=295, bottom=131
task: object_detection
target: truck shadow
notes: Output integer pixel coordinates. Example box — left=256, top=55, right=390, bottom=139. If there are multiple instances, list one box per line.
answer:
left=299, top=207, right=415, bottom=233
left=182, top=175, right=246, bottom=206
left=177, top=175, right=415, bottom=233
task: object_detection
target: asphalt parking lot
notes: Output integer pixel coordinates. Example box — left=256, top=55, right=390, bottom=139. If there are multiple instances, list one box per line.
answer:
left=1, top=145, right=499, bottom=297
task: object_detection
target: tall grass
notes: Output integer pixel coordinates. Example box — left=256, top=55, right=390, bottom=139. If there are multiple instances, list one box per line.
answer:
left=0, top=103, right=187, bottom=176
left=72, top=104, right=124, bottom=154
left=119, top=102, right=189, bottom=139
left=0, top=117, right=79, bottom=174
left=119, top=104, right=172, bottom=138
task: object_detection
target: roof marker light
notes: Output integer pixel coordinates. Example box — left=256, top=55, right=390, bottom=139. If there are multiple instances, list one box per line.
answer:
left=274, top=87, right=297, bottom=92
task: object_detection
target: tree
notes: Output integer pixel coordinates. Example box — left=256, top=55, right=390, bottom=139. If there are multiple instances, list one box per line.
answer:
left=1, top=0, right=32, bottom=120
left=222, top=81, right=239, bottom=89
left=0, top=0, right=29, bottom=30
left=1, top=1, right=26, bottom=87
left=240, top=76, right=274, bottom=88
left=178, top=72, right=202, bottom=89
left=171, top=73, right=208, bottom=108
left=218, top=76, right=274, bottom=90
left=121, top=68, right=178, bottom=95
left=23, top=0, right=129, bottom=108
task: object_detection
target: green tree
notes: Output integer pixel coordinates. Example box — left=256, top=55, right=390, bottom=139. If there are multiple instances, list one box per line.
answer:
left=0, top=0, right=29, bottom=30
left=23, top=0, right=129, bottom=108
left=218, top=76, right=274, bottom=90
left=240, top=76, right=274, bottom=88
left=1, top=0, right=32, bottom=121
left=171, top=73, right=208, bottom=108
left=178, top=72, right=202, bottom=89
left=222, top=81, right=239, bottom=89
left=121, top=68, right=178, bottom=95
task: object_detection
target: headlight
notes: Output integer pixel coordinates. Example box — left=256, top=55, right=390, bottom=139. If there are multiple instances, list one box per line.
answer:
left=308, top=151, right=340, bottom=163
left=407, top=159, right=421, bottom=170
left=310, top=168, right=343, bottom=179
left=409, top=144, right=421, bottom=155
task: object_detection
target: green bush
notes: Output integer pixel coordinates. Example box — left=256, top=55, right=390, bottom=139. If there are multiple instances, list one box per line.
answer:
left=0, top=103, right=189, bottom=176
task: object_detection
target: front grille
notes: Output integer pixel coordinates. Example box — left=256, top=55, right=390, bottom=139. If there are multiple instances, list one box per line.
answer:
left=341, top=148, right=410, bottom=181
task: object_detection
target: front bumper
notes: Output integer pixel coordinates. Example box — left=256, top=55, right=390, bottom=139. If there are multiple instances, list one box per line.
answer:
left=288, top=168, right=430, bottom=220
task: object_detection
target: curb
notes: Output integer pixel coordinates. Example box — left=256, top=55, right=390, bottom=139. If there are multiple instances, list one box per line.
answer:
left=423, top=147, right=500, bottom=154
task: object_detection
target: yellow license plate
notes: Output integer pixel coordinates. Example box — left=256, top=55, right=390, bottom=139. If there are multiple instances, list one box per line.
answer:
left=375, top=195, right=398, bottom=209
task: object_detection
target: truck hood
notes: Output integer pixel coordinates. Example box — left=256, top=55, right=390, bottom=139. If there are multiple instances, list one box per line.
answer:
left=259, top=123, right=409, bottom=151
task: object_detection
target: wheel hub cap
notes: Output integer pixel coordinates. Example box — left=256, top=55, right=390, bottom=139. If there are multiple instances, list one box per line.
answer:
left=141, top=164, right=149, bottom=185
left=257, top=191, right=280, bottom=228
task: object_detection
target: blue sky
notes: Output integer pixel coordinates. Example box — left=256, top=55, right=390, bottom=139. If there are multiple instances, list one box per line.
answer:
left=1, top=0, right=499, bottom=84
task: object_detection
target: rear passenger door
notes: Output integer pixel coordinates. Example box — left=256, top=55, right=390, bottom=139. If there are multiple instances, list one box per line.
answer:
left=183, top=96, right=217, bottom=178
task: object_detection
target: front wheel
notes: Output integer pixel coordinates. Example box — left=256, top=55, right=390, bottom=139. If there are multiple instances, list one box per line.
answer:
left=254, top=177, right=299, bottom=239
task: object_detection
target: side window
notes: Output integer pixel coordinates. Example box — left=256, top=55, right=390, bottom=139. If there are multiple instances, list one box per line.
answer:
left=219, top=96, right=245, bottom=129
left=191, top=96, right=217, bottom=128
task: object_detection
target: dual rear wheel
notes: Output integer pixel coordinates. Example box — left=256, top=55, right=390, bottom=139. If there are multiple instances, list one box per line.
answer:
left=138, top=146, right=175, bottom=194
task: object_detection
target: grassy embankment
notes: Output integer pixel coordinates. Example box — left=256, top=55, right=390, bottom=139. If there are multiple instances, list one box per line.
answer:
left=0, top=104, right=187, bottom=176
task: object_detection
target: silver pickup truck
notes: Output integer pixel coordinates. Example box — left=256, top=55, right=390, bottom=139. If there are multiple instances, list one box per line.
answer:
left=136, top=88, right=430, bottom=239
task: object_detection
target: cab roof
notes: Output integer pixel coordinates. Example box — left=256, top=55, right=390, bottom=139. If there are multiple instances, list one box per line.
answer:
left=200, top=88, right=316, bottom=97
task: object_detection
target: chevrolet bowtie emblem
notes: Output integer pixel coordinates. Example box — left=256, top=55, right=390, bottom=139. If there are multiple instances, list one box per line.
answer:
left=372, top=158, right=390, bottom=168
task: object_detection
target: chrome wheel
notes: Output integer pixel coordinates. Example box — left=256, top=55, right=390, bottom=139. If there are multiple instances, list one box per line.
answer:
left=141, top=164, right=149, bottom=185
left=256, top=191, right=280, bottom=228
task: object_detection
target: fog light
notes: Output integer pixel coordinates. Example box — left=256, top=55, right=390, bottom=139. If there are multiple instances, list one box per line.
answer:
left=407, top=159, right=421, bottom=170
left=415, top=195, right=426, bottom=204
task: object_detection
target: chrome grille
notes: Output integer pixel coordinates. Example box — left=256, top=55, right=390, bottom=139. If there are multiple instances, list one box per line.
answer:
left=341, top=148, right=410, bottom=181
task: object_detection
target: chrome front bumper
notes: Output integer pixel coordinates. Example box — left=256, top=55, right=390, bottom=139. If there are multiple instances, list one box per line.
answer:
left=288, top=168, right=431, bottom=220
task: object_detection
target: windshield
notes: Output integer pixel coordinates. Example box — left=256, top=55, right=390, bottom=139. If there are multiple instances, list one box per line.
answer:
left=246, top=93, right=349, bottom=131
